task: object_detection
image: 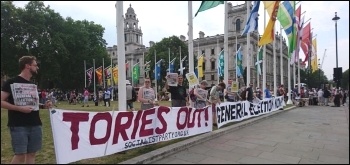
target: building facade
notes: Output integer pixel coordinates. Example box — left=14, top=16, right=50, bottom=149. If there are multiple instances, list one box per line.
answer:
left=107, top=3, right=299, bottom=88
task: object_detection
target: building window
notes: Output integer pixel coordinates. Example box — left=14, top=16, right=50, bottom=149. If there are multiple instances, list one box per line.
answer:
left=211, top=48, right=214, bottom=55
left=236, top=19, right=241, bottom=32
left=112, top=52, right=115, bottom=56
left=237, top=43, right=240, bottom=50
left=202, top=50, right=205, bottom=55
left=136, top=34, right=139, bottom=43
left=211, top=74, right=215, bottom=80
left=211, top=61, right=215, bottom=70
left=221, top=47, right=224, bottom=51
left=125, top=47, right=127, bottom=51
left=133, top=23, right=136, bottom=29
left=126, top=23, right=129, bottom=28
left=125, top=34, right=127, bottom=42
left=137, top=59, right=139, bottom=63
left=203, top=62, right=206, bottom=70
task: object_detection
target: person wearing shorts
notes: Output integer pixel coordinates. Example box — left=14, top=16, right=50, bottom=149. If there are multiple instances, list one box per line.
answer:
left=1, top=56, right=52, bottom=164
left=82, top=88, right=90, bottom=107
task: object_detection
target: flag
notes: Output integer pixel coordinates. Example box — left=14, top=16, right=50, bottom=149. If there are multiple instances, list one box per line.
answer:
left=258, top=1, right=280, bottom=46
left=86, top=67, right=93, bottom=86
left=311, top=38, right=318, bottom=73
left=255, top=47, right=263, bottom=75
left=236, top=47, right=243, bottom=77
left=301, top=22, right=311, bottom=64
left=198, top=55, right=204, bottom=78
left=241, top=1, right=260, bottom=35
left=195, top=1, right=224, bottom=17
left=264, top=1, right=276, bottom=17
left=144, top=63, right=151, bottom=78
left=169, top=57, right=176, bottom=73
left=112, top=65, right=118, bottom=84
left=155, top=60, right=162, bottom=80
left=217, top=50, right=224, bottom=77
left=104, top=65, right=112, bottom=79
left=95, top=66, right=103, bottom=85
left=132, top=63, right=140, bottom=83
left=194, top=67, right=198, bottom=78
left=277, top=1, right=296, bottom=59
left=292, top=5, right=303, bottom=64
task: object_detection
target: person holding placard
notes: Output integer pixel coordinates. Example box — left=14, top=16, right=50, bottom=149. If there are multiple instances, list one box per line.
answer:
left=209, top=82, right=226, bottom=126
left=1, top=56, right=53, bottom=164
left=224, top=79, right=239, bottom=102
left=165, top=74, right=188, bottom=107
left=194, top=80, right=209, bottom=108
left=138, top=77, right=158, bottom=110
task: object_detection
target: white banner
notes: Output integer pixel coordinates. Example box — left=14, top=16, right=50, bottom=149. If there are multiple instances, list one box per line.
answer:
left=215, top=96, right=286, bottom=128
left=49, top=106, right=212, bottom=164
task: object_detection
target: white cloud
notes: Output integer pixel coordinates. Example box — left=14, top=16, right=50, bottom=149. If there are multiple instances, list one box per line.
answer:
left=12, top=1, right=349, bottom=80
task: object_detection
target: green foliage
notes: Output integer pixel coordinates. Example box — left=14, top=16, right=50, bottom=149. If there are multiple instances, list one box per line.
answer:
left=341, top=69, right=349, bottom=89
left=1, top=1, right=109, bottom=91
left=297, top=68, right=328, bottom=89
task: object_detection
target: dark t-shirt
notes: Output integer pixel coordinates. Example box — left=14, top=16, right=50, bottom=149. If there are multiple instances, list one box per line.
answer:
left=2, top=76, right=42, bottom=127
left=246, top=87, right=254, bottom=101
left=168, top=85, right=187, bottom=101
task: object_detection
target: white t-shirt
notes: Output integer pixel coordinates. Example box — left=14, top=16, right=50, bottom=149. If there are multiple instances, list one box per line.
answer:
left=141, top=87, right=155, bottom=103
left=317, top=90, right=323, bottom=97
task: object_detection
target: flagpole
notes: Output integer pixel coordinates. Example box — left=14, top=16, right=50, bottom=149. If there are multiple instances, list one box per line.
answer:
left=235, top=31, right=238, bottom=83
left=103, top=58, right=105, bottom=89
left=273, top=25, right=277, bottom=96
left=168, top=48, right=171, bottom=73
left=93, top=59, right=96, bottom=101
left=280, top=25, right=283, bottom=85
left=179, top=46, right=183, bottom=75
left=293, top=62, right=296, bottom=87
left=224, top=1, right=229, bottom=85
left=111, top=58, right=114, bottom=101
left=246, top=1, right=251, bottom=86
left=256, top=47, right=259, bottom=88
left=84, top=60, right=86, bottom=88
left=217, top=38, right=219, bottom=84
left=188, top=1, right=194, bottom=73
left=154, top=50, right=158, bottom=102
left=116, top=1, right=126, bottom=111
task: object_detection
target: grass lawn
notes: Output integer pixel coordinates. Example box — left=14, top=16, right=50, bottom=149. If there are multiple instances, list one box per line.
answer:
left=1, top=100, right=295, bottom=164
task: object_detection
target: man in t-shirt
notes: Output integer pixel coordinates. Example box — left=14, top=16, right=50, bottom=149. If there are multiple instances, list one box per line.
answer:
left=103, top=88, right=111, bottom=107
left=245, top=83, right=254, bottom=102
left=1, top=56, right=52, bottom=164
left=165, top=74, right=188, bottom=107
left=126, top=80, right=136, bottom=111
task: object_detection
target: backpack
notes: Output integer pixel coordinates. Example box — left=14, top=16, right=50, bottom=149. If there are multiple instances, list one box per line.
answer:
left=131, top=88, right=137, bottom=102
left=189, top=88, right=196, bottom=102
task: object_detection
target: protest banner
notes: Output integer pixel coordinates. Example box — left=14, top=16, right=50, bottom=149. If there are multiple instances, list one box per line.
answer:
left=10, top=83, right=39, bottom=110
left=166, top=73, right=178, bottom=87
left=49, top=106, right=212, bottom=164
left=185, top=72, right=199, bottom=87
left=214, top=96, right=286, bottom=128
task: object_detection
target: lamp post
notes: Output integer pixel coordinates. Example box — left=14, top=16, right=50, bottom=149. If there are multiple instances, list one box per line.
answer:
left=332, top=12, right=340, bottom=88
left=318, top=59, right=321, bottom=89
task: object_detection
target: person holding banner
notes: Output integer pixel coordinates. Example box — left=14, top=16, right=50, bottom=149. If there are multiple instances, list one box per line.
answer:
left=224, top=79, right=239, bottom=102
left=165, top=74, right=188, bottom=107
left=138, top=77, right=158, bottom=110
left=209, top=82, right=226, bottom=125
left=194, top=80, right=209, bottom=109
left=1, top=56, right=53, bottom=164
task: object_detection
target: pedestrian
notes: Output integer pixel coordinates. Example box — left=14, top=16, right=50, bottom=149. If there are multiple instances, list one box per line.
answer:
left=323, top=87, right=330, bottom=106
left=103, top=88, right=111, bottom=107
left=1, top=56, right=53, bottom=164
left=209, top=82, right=226, bottom=126
left=138, top=78, right=158, bottom=110
left=245, top=83, right=254, bottom=102
left=264, top=85, right=272, bottom=99
left=82, top=87, right=90, bottom=107
left=317, top=88, right=324, bottom=106
left=165, top=74, right=188, bottom=107
left=126, top=80, right=136, bottom=111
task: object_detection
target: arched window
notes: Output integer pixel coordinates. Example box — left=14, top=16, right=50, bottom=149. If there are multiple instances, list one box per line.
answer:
left=236, top=19, right=241, bottom=32
left=126, top=23, right=129, bottom=28
left=133, top=23, right=136, bottom=29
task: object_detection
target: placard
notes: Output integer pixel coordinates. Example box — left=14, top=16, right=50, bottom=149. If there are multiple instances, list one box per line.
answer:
left=166, top=73, right=178, bottom=86
left=185, top=72, right=199, bottom=87
left=231, top=81, right=239, bottom=92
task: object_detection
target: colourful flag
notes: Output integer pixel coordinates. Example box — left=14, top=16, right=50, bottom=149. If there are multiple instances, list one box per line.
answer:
left=169, top=58, right=176, bottom=73
left=255, top=47, right=263, bottom=75
left=104, top=65, right=112, bottom=79
left=194, top=67, right=198, bottom=78
left=236, top=47, right=243, bottom=77
left=155, top=60, right=162, bottom=80
left=277, top=1, right=296, bottom=59
left=293, top=5, right=303, bottom=64
left=86, top=67, right=93, bottom=86
left=217, top=50, right=224, bottom=77
left=258, top=1, right=280, bottom=46
left=195, top=1, right=224, bottom=17
left=132, top=63, right=140, bottom=83
left=112, top=65, right=118, bottom=84
left=241, top=1, right=260, bottom=35
left=198, top=55, right=204, bottom=78
left=144, top=63, right=151, bottom=78
left=311, top=38, right=318, bottom=73
left=95, top=66, right=103, bottom=85
left=301, top=22, right=311, bottom=64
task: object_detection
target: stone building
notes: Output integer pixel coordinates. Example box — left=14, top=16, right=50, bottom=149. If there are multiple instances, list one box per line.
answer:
left=107, top=3, right=299, bottom=88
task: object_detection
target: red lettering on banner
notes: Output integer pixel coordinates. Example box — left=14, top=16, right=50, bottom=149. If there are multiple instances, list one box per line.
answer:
left=89, top=112, right=112, bottom=145
left=112, top=111, right=133, bottom=144
left=131, top=110, right=143, bottom=139
left=62, top=112, right=89, bottom=150
left=176, top=107, right=189, bottom=130
left=204, top=107, right=209, bottom=126
left=187, top=107, right=195, bottom=128
left=155, top=106, right=170, bottom=134
left=139, top=108, right=155, bottom=137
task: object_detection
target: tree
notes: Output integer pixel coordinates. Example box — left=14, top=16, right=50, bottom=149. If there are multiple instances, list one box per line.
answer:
left=341, top=69, right=349, bottom=89
left=145, top=36, right=189, bottom=88
left=297, top=68, right=328, bottom=89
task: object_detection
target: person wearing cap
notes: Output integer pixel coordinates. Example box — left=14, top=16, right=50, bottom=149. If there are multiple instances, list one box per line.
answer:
left=165, top=74, right=188, bottom=107
left=138, top=77, right=158, bottom=110
left=126, top=80, right=136, bottom=111
left=194, top=80, right=209, bottom=109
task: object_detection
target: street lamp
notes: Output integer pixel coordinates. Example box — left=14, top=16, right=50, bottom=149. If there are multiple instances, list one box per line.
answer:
left=318, top=59, right=321, bottom=89
left=332, top=12, right=340, bottom=88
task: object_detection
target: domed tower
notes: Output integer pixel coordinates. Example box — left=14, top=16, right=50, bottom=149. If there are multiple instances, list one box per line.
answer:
left=124, top=4, right=144, bottom=52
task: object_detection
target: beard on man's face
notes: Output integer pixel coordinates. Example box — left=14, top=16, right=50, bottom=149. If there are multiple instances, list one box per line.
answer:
left=30, top=69, right=38, bottom=76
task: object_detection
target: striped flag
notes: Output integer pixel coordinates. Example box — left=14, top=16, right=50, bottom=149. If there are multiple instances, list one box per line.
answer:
left=241, top=1, right=260, bottom=35
left=277, top=1, right=296, bottom=59
left=86, top=67, right=93, bottom=86
left=217, top=50, right=224, bottom=78
left=255, top=47, right=263, bottom=75
left=195, top=1, right=224, bottom=17
left=155, top=60, right=162, bottom=80
left=236, top=47, right=243, bottom=77
left=259, top=1, right=281, bottom=46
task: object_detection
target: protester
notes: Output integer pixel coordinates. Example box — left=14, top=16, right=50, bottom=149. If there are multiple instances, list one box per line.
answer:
left=224, top=79, right=238, bottom=102
left=194, top=80, right=209, bottom=109
left=1, top=56, right=53, bottom=164
left=103, top=88, right=111, bottom=107
left=245, top=83, right=254, bottom=102
left=264, top=85, right=272, bottom=99
left=209, top=82, right=226, bottom=126
left=138, top=77, right=158, bottom=110
left=82, top=87, right=90, bottom=107
left=165, top=74, right=188, bottom=107
left=126, top=80, right=136, bottom=111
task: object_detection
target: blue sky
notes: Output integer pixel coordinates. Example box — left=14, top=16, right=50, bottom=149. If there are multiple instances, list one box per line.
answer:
left=13, top=1, right=349, bottom=80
